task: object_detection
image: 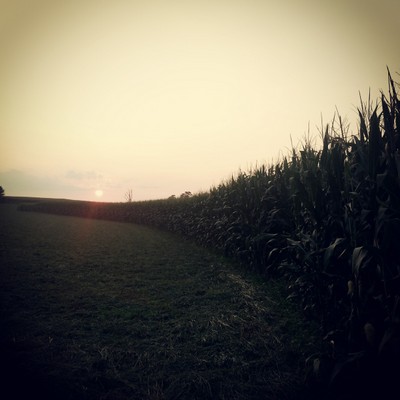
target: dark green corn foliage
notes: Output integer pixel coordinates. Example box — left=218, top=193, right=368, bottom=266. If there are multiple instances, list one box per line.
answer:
left=20, top=71, right=400, bottom=398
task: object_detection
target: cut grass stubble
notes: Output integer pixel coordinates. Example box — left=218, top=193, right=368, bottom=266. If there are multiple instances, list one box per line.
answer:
left=0, top=205, right=317, bottom=399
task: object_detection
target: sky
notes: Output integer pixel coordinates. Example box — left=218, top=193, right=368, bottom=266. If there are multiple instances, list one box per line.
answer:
left=1, top=0, right=399, bottom=202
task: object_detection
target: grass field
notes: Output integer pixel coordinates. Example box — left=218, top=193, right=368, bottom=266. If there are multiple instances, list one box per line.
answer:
left=0, top=204, right=319, bottom=400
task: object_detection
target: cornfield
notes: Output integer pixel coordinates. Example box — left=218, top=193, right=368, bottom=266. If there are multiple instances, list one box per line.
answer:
left=20, top=70, right=400, bottom=398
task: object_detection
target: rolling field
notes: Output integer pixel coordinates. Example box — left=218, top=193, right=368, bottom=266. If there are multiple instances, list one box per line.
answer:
left=0, top=204, right=318, bottom=400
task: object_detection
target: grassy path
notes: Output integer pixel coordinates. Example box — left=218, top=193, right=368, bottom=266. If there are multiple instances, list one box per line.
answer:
left=0, top=204, right=317, bottom=400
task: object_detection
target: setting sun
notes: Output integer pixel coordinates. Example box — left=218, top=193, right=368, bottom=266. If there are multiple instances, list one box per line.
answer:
left=95, top=190, right=103, bottom=198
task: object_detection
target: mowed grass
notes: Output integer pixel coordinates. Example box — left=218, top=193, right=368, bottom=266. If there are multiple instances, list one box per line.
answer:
left=0, top=204, right=318, bottom=400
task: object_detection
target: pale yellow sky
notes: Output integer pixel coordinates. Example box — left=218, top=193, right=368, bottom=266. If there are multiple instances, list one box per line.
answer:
left=1, top=0, right=399, bottom=201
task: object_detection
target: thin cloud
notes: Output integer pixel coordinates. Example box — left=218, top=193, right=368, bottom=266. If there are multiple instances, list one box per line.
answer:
left=65, top=170, right=103, bottom=181
left=0, top=169, right=89, bottom=199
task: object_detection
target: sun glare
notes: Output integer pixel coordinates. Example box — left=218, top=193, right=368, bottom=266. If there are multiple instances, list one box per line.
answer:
left=95, top=189, right=104, bottom=198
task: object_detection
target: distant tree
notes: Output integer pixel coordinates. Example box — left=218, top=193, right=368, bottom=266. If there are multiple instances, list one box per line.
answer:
left=0, top=186, right=4, bottom=199
left=180, top=191, right=192, bottom=199
left=168, top=195, right=176, bottom=200
left=125, top=189, right=133, bottom=203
